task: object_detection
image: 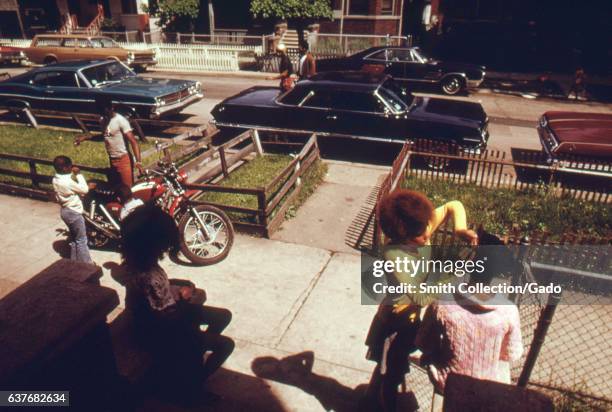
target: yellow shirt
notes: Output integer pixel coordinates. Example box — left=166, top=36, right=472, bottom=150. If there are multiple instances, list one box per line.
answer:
left=384, top=201, right=468, bottom=308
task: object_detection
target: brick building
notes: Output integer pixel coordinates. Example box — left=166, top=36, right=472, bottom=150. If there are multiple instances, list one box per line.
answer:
left=321, top=0, right=404, bottom=36
left=0, top=0, right=151, bottom=38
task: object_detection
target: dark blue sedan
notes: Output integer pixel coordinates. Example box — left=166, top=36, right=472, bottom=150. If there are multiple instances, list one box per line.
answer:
left=0, top=60, right=203, bottom=119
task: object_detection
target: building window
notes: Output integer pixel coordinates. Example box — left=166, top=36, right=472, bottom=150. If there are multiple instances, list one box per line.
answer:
left=121, top=0, right=138, bottom=14
left=332, top=0, right=343, bottom=10
left=381, top=0, right=394, bottom=15
left=349, top=0, right=369, bottom=15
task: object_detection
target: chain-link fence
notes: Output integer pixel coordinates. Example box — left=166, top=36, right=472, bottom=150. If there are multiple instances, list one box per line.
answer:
left=511, top=243, right=611, bottom=410
left=367, top=142, right=612, bottom=410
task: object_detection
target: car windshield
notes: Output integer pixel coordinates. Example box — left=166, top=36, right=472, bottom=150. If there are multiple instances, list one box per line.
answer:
left=381, top=79, right=414, bottom=108
left=81, top=61, right=135, bottom=86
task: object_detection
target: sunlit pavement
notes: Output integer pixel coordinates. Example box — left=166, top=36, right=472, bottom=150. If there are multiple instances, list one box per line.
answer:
left=0, top=160, right=393, bottom=411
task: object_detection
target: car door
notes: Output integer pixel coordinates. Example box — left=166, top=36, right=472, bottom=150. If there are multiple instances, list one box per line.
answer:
left=297, top=89, right=335, bottom=134
left=361, top=49, right=389, bottom=75
left=323, top=90, right=400, bottom=140
left=402, top=49, right=430, bottom=83
left=11, top=72, right=48, bottom=111
left=35, top=70, right=91, bottom=113
left=52, top=37, right=73, bottom=62
left=383, top=49, right=410, bottom=80
left=61, top=37, right=91, bottom=61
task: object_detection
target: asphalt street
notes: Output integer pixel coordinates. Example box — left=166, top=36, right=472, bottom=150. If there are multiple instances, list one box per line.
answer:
left=2, top=66, right=611, bottom=160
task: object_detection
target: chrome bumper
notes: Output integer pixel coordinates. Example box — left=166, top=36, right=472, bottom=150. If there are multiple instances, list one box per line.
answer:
left=537, top=125, right=555, bottom=162
left=151, top=92, right=203, bottom=118
left=467, top=78, right=485, bottom=89
left=0, top=55, right=28, bottom=64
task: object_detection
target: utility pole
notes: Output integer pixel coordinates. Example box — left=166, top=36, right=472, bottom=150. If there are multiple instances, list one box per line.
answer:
left=398, top=0, right=405, bottom=37
left=208, top=0, right=215, bottom=38
left=340, top=0, right=345, bottom=35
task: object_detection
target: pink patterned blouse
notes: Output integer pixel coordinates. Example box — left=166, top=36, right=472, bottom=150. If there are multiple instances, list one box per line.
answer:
left=416, top=293, right=524, bottom=392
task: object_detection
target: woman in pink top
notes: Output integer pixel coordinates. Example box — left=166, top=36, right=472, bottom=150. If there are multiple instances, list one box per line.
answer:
left=416, top=272, right=523, bottom=410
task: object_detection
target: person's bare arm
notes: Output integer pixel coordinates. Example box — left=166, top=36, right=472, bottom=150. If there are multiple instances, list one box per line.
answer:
left=74, top=133, right=99, bottom=145
left=429, top=200, right=478, bottom=244
left=125, top=131, right=143, bottom=173
left=267, top=69, right=288, bottom=80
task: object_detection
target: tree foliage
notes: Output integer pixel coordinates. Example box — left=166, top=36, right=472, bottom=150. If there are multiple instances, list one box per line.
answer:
left=250, top=0, right=333, bottom=20
left=145, top=0, right=200, bottom=32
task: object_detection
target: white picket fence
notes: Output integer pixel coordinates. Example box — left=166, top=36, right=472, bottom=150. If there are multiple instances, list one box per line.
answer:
left=0, top=39, right=247, bottom=72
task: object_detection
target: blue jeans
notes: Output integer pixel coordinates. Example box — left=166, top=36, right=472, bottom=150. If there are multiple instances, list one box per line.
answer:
left=60, top=207, right=93, bottom=264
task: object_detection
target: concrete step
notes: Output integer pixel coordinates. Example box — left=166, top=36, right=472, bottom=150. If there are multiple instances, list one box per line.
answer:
left=280, top=30, right=307, bottom=49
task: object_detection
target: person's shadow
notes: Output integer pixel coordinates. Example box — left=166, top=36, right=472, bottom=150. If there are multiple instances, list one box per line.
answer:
left=52, top=229, right=71, bottom=259
left=104, top=261, right=129, bottom=286
left=251, top=351, right=418, bottom=412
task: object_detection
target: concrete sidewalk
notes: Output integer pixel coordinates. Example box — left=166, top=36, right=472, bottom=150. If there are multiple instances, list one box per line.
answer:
left=0, top=160, right=419, bottom=411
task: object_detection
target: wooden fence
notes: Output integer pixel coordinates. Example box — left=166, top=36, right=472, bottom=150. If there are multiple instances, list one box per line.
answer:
left=0, top=153, right=110, bottom=200
left=372, top=140, right=612, bottom=249
left=186, top=132, right=321, bottom=237
left=0, top=119, right=211, bottom=200
left=4, top=106, right=206, bottom=142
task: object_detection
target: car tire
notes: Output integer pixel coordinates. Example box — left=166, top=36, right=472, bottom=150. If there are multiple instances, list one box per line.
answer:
left=43, top=56, right=57, bottom=65
left=441, top=76, right=463, bottom=95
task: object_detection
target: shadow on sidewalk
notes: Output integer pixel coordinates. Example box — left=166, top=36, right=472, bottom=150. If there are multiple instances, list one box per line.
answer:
left=137, top=366, right=289, bottom=412
left=252, top=351, right=418, bottom=412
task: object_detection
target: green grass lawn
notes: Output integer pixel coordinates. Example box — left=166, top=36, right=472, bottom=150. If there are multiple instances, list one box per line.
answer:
left=197, top=154, right=327, bottom=224
left=0, top=124, right=154, bottom=188
left=403, top=174, right=611, bottom=239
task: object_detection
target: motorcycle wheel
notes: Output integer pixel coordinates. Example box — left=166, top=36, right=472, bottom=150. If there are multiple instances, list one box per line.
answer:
left=86, top=227, right=110, bottom=248
left=178, top=205, right=234, bottom=266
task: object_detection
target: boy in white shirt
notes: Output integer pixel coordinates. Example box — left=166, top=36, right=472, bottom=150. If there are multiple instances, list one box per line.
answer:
left=52, top=155, right=93, bottom=264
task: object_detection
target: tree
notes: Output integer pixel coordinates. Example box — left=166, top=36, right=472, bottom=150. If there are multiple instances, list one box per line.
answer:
left=250, top=0, right=332, bottom=45
left=145, top=0, right=200, bottom=33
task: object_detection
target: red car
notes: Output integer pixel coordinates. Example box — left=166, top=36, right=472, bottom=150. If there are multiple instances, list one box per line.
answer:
left=0, top=45, right=28, bottom=66
left=537, top=111, right=612, bottom=161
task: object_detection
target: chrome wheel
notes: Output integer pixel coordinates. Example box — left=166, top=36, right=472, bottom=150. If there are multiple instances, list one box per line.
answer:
left=442, top=76, right=462, bottom=95
left=178, top=205, right=234, bottom=265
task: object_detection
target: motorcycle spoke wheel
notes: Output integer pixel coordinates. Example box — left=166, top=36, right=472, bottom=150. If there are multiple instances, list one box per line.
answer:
left=178, top=205, right=234, bottom=266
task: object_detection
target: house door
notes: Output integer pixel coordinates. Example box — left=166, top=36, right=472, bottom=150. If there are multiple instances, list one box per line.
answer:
left=0, top=11, right=22, bottom=37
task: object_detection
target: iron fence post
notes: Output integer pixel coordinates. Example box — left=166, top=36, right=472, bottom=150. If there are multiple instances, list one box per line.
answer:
left=517, top=290, right=562, bottom=387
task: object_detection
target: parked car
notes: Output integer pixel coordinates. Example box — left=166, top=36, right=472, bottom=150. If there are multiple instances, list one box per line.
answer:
left=316, top=47, right=486, bottom=95
left=23, top=34, right=156, bottom=71
left=537, top=111, right=612, bottom=162
left=212, top=72, right=489, bottom=151
left=0, top=60, right=203, bottom=119
left=0, top=46, right=29, bottom=66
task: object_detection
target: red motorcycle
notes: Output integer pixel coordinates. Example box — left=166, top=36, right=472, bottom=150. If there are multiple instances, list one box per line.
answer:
left=83, top=159, right=234, bottom=266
